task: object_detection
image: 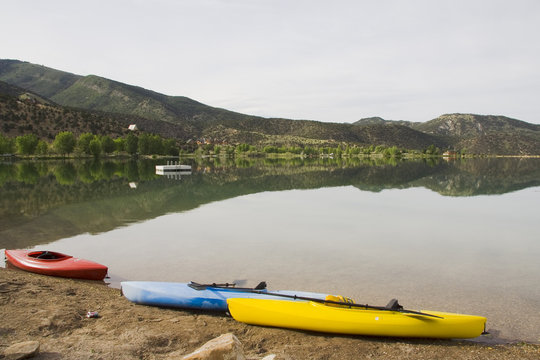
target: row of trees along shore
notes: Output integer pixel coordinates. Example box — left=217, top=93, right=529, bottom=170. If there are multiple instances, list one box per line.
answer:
left=0, top=131, right=446, bottom=158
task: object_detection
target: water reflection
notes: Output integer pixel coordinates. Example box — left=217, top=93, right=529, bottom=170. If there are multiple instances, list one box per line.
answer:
left=1, top=157, right=539, bottom=343
left=1, top=157, right=540, bottom=249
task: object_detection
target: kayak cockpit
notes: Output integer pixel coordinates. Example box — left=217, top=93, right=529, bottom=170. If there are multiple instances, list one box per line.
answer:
left=27, top=251, right=72, bottom=261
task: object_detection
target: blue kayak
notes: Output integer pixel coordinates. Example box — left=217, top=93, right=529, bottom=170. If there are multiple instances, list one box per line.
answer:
left=121, top=281, right=328, bottom=311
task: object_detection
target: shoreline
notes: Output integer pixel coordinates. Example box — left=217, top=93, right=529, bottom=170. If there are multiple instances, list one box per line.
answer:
left=1, top=268, right=539, bottom=359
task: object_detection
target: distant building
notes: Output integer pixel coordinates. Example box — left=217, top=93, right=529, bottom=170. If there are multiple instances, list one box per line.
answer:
left=128, top=124, right=138, bottom=131
left=443, top=150, right=458, bottom=157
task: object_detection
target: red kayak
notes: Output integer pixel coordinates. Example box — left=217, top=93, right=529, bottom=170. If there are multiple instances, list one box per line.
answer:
left=5, top=249, right=108, bottom=281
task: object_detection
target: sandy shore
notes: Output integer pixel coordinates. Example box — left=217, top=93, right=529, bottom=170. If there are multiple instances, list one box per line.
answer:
left=1, top=268, right=539, bottom=359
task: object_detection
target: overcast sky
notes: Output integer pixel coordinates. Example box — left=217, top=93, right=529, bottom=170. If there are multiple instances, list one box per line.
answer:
left=2, top=0, right=540, bottom=124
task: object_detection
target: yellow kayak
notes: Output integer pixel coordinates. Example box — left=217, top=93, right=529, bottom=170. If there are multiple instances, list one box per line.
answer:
left=227, top=298, right=487, bottom=339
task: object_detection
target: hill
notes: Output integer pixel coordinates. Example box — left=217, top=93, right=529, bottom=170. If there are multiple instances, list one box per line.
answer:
left=1, top=59, right=539, bottom=154
left=1, top=80, right=443, bottom=149
left=353, top=113, right=540, bottom=155
left=0, top=60, right=445, bottom=150
left=0, top=80, right=191, bottom=140
left=50, top=74, right=243, bottom=129
left=353, top=116, right=418, bottom=127
left=0, top=80, right=54, bottom=105
left=0, top=60, right=255, bottom=128
left=414, top=113, right=540, bottom=136
left=0, top=59, right=79, bottom=98
left=413, top=114, right=540, bottom=155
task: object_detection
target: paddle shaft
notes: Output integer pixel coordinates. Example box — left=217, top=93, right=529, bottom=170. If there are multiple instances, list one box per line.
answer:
left=248, top=290, right=443, bottom=318
left=194, top=283, right=444, bottom=319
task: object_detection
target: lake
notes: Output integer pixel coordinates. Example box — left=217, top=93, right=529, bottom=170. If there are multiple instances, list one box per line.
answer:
left=1, top=156, right=539, bottom=343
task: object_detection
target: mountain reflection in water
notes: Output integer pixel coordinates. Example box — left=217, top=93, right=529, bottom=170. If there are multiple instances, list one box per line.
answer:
left=1, top=157, right=539, bottom=249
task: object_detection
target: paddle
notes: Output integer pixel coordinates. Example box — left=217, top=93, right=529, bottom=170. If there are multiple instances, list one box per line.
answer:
left=190, top=281, right=443, bottom=319
left=188, top=281, right=268, bottom=291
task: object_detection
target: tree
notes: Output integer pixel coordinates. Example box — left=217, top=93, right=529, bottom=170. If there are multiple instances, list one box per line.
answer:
left=100, top=135, right=115, bottom=154
left=148, top=134, right=164, bottom=155
left=15, top=134, right=39, bottom=155
left=138, top=133, right=151, bottom=155
left=424, top=144, right=440, bottom=155
left=164, top=139, right=177, bottom=156
left=263, top=145, right=278, bottom=153
left=236, top=143, right=251, bottom=153
left=54, top=131, right=76, bottom=156
left=383, top=146, right=401, bottom=158
left=289, top=146, right=302, bottom=154
left=36, top=140, right=49, bottom=155
left=114, top=137, right=126, bottom=152
left=302, top=146, right=318, bottom=156
left=89, top=138, right=102, bottom=157
left=77, top=133, right=95, bottom=155
left=126, top=133, right=138, bottom=155
left=335, top=145, right=343, bottom=157
left=0, top=133, right=15, bottom=154
left=363, top=145, right=374, bottom=155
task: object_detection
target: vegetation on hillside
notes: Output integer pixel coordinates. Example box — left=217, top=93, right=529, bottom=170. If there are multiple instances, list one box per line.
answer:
left=0, top=80, right=448, bottom=157
left=2, top=128, right=442, bottom=159
left=0, top=85, right=131, bottom=140
left=414, top=114, right=540, bottom=155
left=353, top=116, right=418, bottom=127
left=353, top=113, right=540, bottom=155
left=1, top=59, right=539, bottom=155
left=0, top=59, right=79, bottom=98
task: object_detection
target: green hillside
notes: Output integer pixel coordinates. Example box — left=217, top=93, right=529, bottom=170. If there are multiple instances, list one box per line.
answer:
left=0, top=60, right=443, bottom=150
left=0, top=59, right=79, bottom=98
left=0, top=80, right=28, bottom=98
left=1, top=87, right=446, bottom=149
left=0, top=79, right=54, bottom=104
left=51, top=74, right=231, bottom=126
left=0, top=60, right=251, bottom=128
left=0, top=80, right=191, bottom=140
left=1, top=59, right=539, bottom=154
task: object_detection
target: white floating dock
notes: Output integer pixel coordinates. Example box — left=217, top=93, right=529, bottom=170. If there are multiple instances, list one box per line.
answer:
left=156, top=169, right=192, bottom=178
left=155, top=161, right=192, bottom=172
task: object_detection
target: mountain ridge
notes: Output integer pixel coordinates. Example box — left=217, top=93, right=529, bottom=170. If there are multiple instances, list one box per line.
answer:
left=1, top=59, right=539, bottom=154
left=353, top=116, right=419, bottom=127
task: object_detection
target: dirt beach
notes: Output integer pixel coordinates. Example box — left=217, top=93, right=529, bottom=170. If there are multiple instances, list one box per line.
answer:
left=1, top=268, right=538, bottom=359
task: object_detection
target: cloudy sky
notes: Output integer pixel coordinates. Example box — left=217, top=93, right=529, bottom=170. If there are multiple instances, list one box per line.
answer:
left=2, top=0, right=540, bottom=124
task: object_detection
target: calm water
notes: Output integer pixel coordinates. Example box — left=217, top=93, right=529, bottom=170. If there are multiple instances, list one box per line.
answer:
left=1, top=157, right=539, bottom=343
